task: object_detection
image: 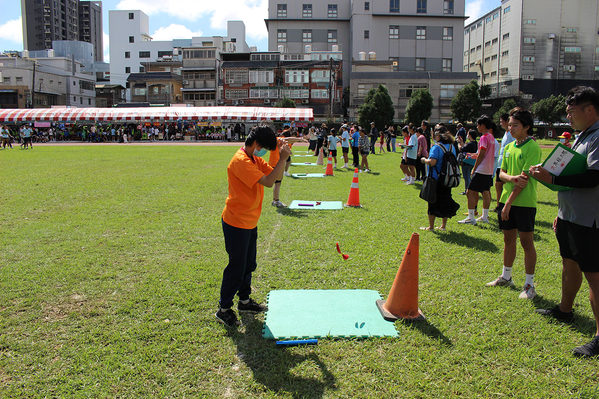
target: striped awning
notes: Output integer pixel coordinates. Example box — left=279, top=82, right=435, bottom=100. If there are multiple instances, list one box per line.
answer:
left=0, top=107, right=314, bottom=123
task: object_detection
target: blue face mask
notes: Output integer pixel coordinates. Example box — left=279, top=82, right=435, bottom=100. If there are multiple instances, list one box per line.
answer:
left=253, top=148, right=268, bottom=157
left=559, top=138, right=566, bottom=144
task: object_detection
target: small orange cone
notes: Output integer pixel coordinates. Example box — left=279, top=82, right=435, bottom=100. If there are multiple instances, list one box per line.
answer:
left=316, top=147, right=324, bottom=165
left=325, top=153, right=334, bottom=176
left=345, top=168, right=362, bottom=207
left=376, top=233, right=425, bottom=321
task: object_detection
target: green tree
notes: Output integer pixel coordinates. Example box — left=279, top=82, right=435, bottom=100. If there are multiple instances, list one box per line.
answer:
left=275, top=97, right=296, bottom=108
left=479, top=84, right=493, bottom=99
left=450, top=80, right=483, bottom=123
left=531, top=94, right=567, bottom=126
left=404, top=89, right=434, bottom=126
left=357, top=84, right=395, bottom=130
left=493, top=98, right=518, bottom=124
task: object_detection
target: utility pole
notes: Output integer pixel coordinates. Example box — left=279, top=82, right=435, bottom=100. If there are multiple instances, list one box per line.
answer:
left=30, top=62, right=36, bottom=108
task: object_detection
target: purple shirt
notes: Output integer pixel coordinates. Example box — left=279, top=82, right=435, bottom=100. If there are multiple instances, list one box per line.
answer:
left=476, top=133, right=496, bottom=176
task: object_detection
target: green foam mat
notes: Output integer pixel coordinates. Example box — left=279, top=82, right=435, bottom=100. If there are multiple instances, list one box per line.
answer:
left=262, top=290, right=399, bottom=340
left=288, top=200, right=343, bottom=210
left=291, top=162, right=319, bottom=166
left=291, top=173, right=327, bottom=178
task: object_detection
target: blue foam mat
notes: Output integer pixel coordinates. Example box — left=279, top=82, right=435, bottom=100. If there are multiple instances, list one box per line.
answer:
left=262, top=289, right=399, bottom=340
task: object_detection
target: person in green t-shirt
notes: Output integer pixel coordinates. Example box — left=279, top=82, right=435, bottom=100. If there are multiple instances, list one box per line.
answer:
left=486, top=108, right=542, bottom=300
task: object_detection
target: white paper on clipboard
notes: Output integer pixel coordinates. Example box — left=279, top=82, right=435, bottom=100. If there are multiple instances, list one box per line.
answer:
left=544, top=147, right=575, bottom=176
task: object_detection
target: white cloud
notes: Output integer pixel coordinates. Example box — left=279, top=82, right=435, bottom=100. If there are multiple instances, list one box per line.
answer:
left=465, top=0, right=485, bottom=25
left=0, top=17, right=23, bottom=47
left=152, top=24, right=203, bottom=41
left=116, top=0, right=268, bottom=42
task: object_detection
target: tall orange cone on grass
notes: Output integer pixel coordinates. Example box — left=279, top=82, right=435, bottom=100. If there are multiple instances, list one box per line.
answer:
left=345, top=168, right=362, bottom=208
left=376, top=233, right=425, bottom=321
left=316, top=147, right=324, bottom=165
left=325, top=153, right=334, bottom=176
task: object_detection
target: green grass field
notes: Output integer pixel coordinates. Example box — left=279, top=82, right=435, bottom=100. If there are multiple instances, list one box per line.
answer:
left=1, top=143, right=598, bottom=398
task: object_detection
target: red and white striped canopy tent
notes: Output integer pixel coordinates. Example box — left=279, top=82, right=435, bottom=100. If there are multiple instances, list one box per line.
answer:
left=0, top=107, right=314, bottom=123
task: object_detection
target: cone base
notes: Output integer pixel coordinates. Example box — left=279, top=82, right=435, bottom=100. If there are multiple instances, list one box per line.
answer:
left=344, top=203, right=362, bottom=208
left=376, top=299, right=425, bottom=321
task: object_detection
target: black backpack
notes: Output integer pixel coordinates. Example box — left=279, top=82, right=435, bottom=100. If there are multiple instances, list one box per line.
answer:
left=438, top=144, right=461, bottom=188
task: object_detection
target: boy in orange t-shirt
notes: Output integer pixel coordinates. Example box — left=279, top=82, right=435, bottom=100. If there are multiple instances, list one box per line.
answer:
left=216, top=126, right=291, bottom=327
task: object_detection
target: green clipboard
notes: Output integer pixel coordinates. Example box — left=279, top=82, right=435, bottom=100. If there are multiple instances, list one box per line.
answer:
left=529, top=143, right=587, bottom=191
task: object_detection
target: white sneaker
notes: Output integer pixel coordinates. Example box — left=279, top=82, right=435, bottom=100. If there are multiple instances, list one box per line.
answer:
left=401, top=177, right=409, bottom=181
left=458, top=217, right=477, bottom=225
left=364, top=169, right=370, bottom=173
left=476, top=216, right=489, bottom=223
left=284, top=172, right=291, bottom=177
left=486, top=276, right=515, bottom=287
left=271, top=200, right=286, bottom=208
left=405, top=180, right=414, bottom=185
left=519, top=284, right=537, bottom=299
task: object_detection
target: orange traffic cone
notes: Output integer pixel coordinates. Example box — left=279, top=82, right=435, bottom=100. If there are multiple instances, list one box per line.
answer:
left=345, top=168, right=362, bottom=207
left=325, top=153, right=334, bottom=176
left=376, top=233, right=425, bottom=321
left=316, top=147, right=324, bottom=165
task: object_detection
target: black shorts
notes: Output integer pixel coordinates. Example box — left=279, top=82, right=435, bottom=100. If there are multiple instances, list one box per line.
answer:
left=406, top=158, right=416, bottom=166
left=329, top=149, right=337, bottom=157
left=497, top=203, right=536, bottom=232
left=468, top=173, right=493, bottom=192
left=401, top=158, right=407, bottom=165
left=556, top=218, right=599, bottom=272
left=496, top=168, right=502, bottom=183
left=287, top=156, right=291, bottom=162
left=342, top=147, right=349, bottom=154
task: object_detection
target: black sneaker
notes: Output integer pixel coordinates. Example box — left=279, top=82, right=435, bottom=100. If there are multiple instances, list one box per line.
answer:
left=238, top=298, right=268, bottom=313
left=535, top=305, right=574, bottom=322
left=215, top=309, right=240, bottom=327
left=573, top=336, right=599, bottom=358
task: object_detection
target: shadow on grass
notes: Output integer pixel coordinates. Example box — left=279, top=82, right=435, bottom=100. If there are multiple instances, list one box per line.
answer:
left=532, top=295, right=597, bottom=336
left=537, top=200, right=558, bottom=206
left=277, top=208, right=310, bottom=218
left=401, top=318, right=453, bottom=347
left=535, top=219, right=555, bottom=230
left=436, top=231, right=500, bottom=252
left=227, top=315, right=337, bottom=399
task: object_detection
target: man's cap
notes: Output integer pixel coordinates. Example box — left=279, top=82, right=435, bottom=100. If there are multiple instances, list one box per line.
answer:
left=558, top=132, right=571, bottom=140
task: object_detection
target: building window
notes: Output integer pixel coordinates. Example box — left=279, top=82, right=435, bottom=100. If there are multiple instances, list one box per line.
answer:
left=484, top=57, right=490, bottom=63
left=16, top=77, right=23, bottom=83
left=566, top=28, right=578, bottom=33
left=485, top=41, right=491, bottom=47
left=277, top=4, right=287, bottom=18
left=285, top=70, right=309, bottom=84
left=416, top=27, right=426, bottom=40
left=565, top=47, right=581, bottom=52
left=492, top=38, right=498, bottom=44
left=443, top=27, right=453, bottom=41
left=444, top=0, right=454, bottom=14
left=158, top=51, right=173, bottom=57
left=524, top=19, right=536, bottom=24
left=225, top=89, right=248, bottom=99
left=491, top=54, right=498, bottom=60
left=502, top=51, right=509, bottom=57
left=523, top=56, right=535, bottom=62
left=125, top=51, right=130, bottom=58
left=129, top=36, right=134, bottom=43
left=504, top=6, right=511, bottom=13
left=440, top=84, right=464, bottom=98
left=139, top=51, right=150, bottom=58
left=303, top=30, right=312, bottom=43
left=139, top=66, right=145, bottom=72
left=491, top=71, right=497, bottom=77
left=128, top=12, right=134, bottom=19
left=389, top=0, right=399, bottom=13
left=365, top=1, right=370, bottom=10
left=225, top=69, right=249, bottom=84
left=476, top=45, right=482, bottom=51
left=399, top=84, right=427, bottom=98
left=328, top=30, right=337, bottom=43
left=389, top=25, right=399, bottom=39
left=442, top=59, right=452, bottom=72
left=415, top=58, right=425, bottom=71
left=303, top=4, right=312, bottom=18
left=523, top=37, right=536, bottom=43
left=277, top=30, right=287, bottom=42
left=125, top=67, right=130, bottom=73
left=328, top=4, right=338, bottom=18
left=523, top=75, right=535, bottom=80
left=311, top=89, right=329, bottom=99
left=364, top=30, right=369, bottom=39
left=417, top=0, right=427, bottom=13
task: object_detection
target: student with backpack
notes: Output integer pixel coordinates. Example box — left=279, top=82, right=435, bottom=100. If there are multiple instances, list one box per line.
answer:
left=419, top=126, right=460, bottom=231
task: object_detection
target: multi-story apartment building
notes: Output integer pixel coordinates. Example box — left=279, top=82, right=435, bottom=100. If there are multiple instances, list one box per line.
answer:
left=220, top=51, right=342, bottom=116
left=464, top=0, right=599, bottom=101
left=21, top=0, right=103, bottom=62
left=266, top=0, right=466, bottom=78
left=127, top=60, right=183, bottom=106
left=0, top=54, right=96, bottom=108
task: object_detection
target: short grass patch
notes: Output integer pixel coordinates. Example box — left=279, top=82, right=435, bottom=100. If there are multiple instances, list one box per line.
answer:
left=1, top=143, right=598, bottom=398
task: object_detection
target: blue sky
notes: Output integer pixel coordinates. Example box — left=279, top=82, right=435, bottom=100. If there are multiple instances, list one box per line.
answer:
left=0, top=0, right=500, bottom=61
